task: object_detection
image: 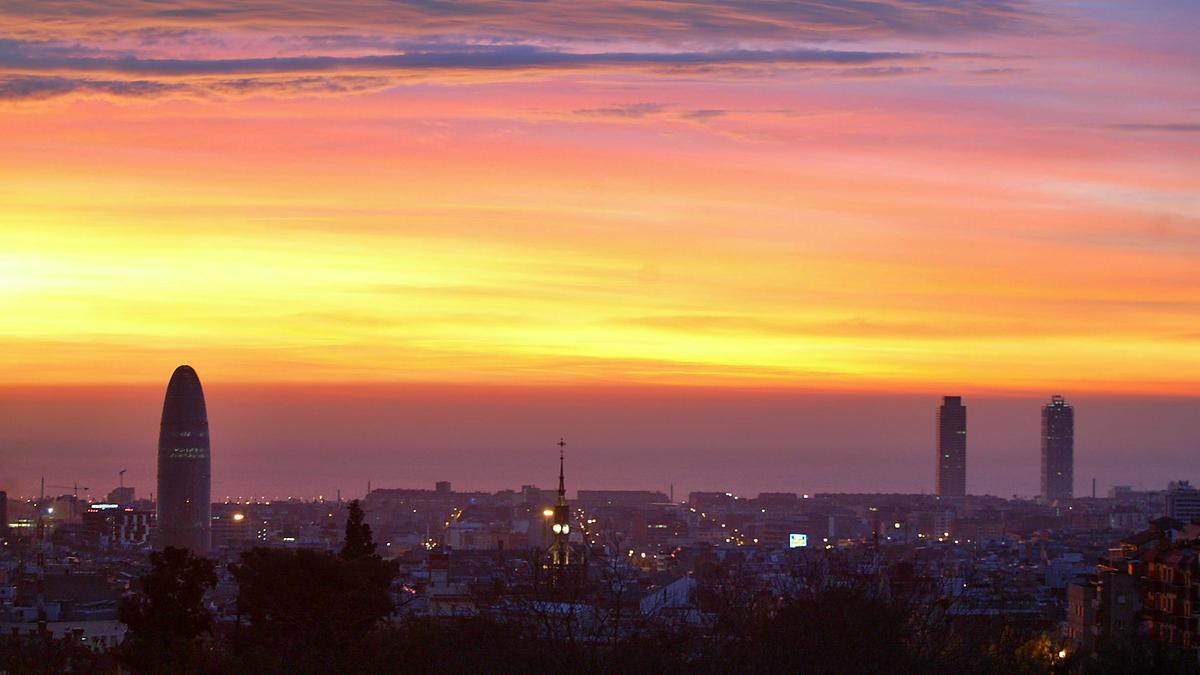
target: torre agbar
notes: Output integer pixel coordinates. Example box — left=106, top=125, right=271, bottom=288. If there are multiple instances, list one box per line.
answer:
left=156, top=365, right=212, bottom=555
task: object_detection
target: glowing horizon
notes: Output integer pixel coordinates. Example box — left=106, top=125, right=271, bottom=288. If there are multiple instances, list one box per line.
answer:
left=2, top=1, right=1198, bottom=395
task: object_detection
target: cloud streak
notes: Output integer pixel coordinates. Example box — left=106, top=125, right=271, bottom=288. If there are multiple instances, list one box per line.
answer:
left=0, top=41, right=917, bottom=77
left=0, top=1, right=1048, bottom=102
left=1107, top=123, right=1200, bottom=133
left=574, top=103, right=663, bottom=118
left=2, top=1, right=1050, bottom=45
left=0, top=38, right=937, bottom=101
left=0, top=75, right=189, bottom=101
left=0, top=73, right=396, bottom=101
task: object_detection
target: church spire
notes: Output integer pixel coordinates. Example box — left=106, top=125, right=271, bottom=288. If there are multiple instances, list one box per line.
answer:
left=557, top=437, right=566, bottom=506
left=542, top=436, right=585, bottom=586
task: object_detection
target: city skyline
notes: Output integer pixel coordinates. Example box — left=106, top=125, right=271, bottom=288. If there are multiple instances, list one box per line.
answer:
left=1, top=2, right=1197, bottom=509
left=1, top=377, right=1194, bottom=502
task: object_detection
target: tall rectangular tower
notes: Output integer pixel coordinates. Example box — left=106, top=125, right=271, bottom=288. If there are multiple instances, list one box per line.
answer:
left=1041, top=395, right=1074, bottom=502
left=936, top=396, right=967, bottom=496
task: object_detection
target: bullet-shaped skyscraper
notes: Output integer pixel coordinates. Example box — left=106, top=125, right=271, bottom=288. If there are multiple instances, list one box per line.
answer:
left=1041, top=395, right=1074, bottom=502
left=936, top=396, right=967, bottom=496
left=156, top=365, right=211, bottom=554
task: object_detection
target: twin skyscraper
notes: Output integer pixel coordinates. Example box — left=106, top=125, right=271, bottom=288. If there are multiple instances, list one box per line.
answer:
left=936, top=394, right=1075, bottom=501
left=935, top=396, right=968, bottom=496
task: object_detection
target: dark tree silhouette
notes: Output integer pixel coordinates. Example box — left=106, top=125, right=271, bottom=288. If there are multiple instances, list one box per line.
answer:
left=229, top=547, right=398, bottom=672
left=118, top=546, right=217, bottom=674
left=0, top=630, right=120, bottom=675
left=1081, top=638, right=1200, bottom=675
left=340, top=499, right=377, bottom=560
left=227, top=505, right=397, bottom=673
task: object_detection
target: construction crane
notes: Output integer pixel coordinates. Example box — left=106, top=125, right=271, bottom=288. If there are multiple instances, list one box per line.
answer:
left=45, top=482, right=90, bottom=499
left=44, top=482, right=91, bottom=521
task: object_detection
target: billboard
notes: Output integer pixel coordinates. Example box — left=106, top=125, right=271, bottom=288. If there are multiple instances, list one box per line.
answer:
left=788, top=533, right=808, bottom=548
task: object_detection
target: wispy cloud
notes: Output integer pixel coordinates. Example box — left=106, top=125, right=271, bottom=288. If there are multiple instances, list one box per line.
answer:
left=968, top=66, right=1027, bottom=76
left=1107, top=123, right=1200, bottom=133
left=621, top=314, right=1067, bottom=340
left=0, top=0, right=1048, bottom=102
left=1, top=1, right=1051, bottom=45
left=0, top=75, right=190, bottom=101
left=680, top=109, right=726, bottom=120
left=0, top=73, right=395, bottom=101
left=827, top=65, right=933, bottom=78
left=574, top=103, right=663, bottom=118
left=0, top=41, right=917, bottom=77
left=0, top=37, right=938, bottom=101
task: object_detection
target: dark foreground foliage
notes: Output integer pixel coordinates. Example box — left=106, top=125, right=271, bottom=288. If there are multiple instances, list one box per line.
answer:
left=0, top=631, right=120, bottom=675
left=117, top=546, right=217, bottom=674
left=227, top=545, right=398, bottom=673
left=5, top=578, right=1199, bottom=674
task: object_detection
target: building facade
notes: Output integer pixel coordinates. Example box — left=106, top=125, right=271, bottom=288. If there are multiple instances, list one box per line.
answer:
left=83, top=504, right=153, bottom=549
left=1066, top=570, right=1139, bottom=653
left=1143, top=543, right=1200, bottom=651
left=1041, top=395, right=1074, bottom=502
left=1068, top=520, right=1200, bottom=661
left=155, top=365, right=212, bottom=555
left=936, top=396, right=967, bottom=497
left=1167, top=481, right=1200, bottom=523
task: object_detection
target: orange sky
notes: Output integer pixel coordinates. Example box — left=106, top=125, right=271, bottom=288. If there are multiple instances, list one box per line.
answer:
left=1, top=1, right=1198, bottom=395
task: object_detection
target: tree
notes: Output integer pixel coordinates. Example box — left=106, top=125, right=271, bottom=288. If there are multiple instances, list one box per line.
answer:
left=229, top=548, right=395, bottom=671
left=340, top=499, right=377, bottom=560
left=118, top=546, right=217, bottom=674
left=1082, top=639, right=1200, bottom=675
left=228, top=502, right=397, bottom=672
left=0, top=630, right=120, bottom=674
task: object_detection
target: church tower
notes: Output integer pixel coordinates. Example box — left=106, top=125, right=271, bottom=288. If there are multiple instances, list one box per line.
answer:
left=544, top=438, right=584, bottom=587
left=548, top=438, right=573, bottom=567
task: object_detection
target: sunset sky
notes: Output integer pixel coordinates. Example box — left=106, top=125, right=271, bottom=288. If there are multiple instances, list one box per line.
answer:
left=1, top=1, right=1197, bottom=499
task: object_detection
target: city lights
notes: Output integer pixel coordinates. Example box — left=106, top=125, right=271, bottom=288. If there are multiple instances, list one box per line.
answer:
left=0, top=0, right=1193, bottom=669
